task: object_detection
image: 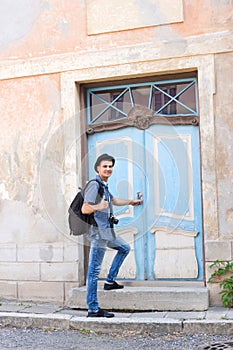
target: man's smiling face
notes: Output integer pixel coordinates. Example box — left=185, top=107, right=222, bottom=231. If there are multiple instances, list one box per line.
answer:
left=97, top=160, right=113, bottom=182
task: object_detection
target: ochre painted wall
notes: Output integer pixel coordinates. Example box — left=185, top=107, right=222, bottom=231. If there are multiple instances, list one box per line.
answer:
left=0, top=0, right=232, bottom=59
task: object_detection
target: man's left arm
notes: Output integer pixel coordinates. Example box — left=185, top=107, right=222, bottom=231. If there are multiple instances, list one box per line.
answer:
left=112, top=197, right=141, bottom=206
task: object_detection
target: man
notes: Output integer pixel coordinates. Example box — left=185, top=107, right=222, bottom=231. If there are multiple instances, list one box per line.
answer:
left=82, top=153, right=141, bottom=318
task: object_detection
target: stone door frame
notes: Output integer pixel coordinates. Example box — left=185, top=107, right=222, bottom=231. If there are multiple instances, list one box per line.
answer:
left=61, top=54, right=217, bottom=285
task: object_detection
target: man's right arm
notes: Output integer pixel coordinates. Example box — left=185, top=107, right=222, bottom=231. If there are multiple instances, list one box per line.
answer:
left=81, top=181, right=109, bottom=214
left=81, top=199, right=109, bottom=214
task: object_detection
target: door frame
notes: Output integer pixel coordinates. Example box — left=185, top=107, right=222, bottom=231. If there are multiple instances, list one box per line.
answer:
left=61, top=55, right=217, bottom=286
left=83, top=77, right=204, bottom=282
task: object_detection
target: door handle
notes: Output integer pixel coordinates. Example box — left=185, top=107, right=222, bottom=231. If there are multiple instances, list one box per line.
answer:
left=137, top=192, right=143, bottom=201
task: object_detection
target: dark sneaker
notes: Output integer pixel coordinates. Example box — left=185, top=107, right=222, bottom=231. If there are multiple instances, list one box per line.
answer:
left=104, top=281, right=124, bottom=290
left=87, top=308, right=115, bottom=318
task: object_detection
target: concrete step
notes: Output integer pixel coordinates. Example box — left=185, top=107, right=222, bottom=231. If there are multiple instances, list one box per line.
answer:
left=67, top=283, right=209, bottom=311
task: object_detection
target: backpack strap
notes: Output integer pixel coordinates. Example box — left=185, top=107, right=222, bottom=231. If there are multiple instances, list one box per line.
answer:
left=83, top=179, right=104, bottom=204
left=83, top=179, right=104, bottom=228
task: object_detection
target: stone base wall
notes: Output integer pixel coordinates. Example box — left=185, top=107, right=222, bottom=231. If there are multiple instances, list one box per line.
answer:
left=0, top=242, right=81, bottom=304
left=206, top=240, right=233, bottom=306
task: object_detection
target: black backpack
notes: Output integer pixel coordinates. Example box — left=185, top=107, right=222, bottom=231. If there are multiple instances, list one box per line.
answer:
left=68, top=179, right=104, bottom=236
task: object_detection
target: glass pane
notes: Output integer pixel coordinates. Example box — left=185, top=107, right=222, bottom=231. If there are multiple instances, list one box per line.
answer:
left=94, top=89, right=126, bottom=103
left=108, top=107, right=126, bottom=121
left=91, top=91, right=112, bottom=104
left=152, top=86, right=176, bottom=115
left=93, top=110, right=110, bottom=123
left=90, top=89, right=124, bottom=123
left=177, top=84, right=196, bottom=112
left=131, top=87, right=150, bottom=107
left=174, top=104, right=191, bottom=115
left=112, top=90, right=132, bottom=115
left=91, top=108, right=126, bottom=123
left=152, top=82, right=196, bottom=115
left=90, top=94, right=108, bottom=121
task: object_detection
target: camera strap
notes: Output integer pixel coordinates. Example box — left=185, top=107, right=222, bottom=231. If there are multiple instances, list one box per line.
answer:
left=105, top=186, right=114, bottom=230
left=109, top=200, right=114, bottom=217
left=104, top=184, right=113, bottom=215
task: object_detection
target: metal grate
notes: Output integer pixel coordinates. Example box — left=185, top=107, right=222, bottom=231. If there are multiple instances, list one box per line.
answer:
left=202, top=342, right=233, bottom=349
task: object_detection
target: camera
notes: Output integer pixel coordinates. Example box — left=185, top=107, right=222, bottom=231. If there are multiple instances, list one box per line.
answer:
left=109, top=214, right=119, bottom=225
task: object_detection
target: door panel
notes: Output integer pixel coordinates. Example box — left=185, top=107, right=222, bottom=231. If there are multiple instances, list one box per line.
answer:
left=145, top=124, right=203, bottom=280
left=88, top=127, right=146, bottom=280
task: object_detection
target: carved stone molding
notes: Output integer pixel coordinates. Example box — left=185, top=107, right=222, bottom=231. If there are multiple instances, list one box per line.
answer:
left=128, top=106, right=154, bottom=130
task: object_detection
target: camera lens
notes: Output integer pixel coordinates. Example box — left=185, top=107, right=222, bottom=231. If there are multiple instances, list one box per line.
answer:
left=109, top=215, right=119, bottom=225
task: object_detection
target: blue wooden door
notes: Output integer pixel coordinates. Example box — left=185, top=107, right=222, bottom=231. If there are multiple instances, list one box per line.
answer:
left=88, top=127, right=146, bottom=280
left=88, top=124, right=203, bottom=281
left=144, top=124, right=203, bottom=280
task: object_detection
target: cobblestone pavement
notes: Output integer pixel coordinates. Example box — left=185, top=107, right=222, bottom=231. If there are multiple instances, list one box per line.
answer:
left=0, top=326, right=233, bottom=350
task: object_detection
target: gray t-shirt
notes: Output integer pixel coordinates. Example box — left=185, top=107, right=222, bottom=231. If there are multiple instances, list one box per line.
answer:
left=84, top=176, right=115, bottom=240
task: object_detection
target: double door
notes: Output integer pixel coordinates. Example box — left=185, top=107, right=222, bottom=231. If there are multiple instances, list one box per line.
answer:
left=88, top=124, right=203, bottom=281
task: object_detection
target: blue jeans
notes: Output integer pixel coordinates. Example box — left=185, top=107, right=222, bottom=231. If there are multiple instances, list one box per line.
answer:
left=86, top=233, right=130, bottom=312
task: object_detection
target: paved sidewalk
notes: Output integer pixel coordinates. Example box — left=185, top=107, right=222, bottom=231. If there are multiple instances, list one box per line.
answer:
left=0, top=300, right=233, bottom=336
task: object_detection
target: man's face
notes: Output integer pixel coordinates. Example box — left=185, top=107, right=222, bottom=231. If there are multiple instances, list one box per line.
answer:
left=97, top=160, right=113, bottom=181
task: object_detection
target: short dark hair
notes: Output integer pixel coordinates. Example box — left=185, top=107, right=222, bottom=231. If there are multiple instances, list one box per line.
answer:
left=94, top=153, right=115, bottom=172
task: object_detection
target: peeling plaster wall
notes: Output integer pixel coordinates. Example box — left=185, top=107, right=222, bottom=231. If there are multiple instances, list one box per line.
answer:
left=0, top=0, right=232, bottom=305
left=0, top=75, right=66, bottom=242
left=0, top=74, right=82, bottom=303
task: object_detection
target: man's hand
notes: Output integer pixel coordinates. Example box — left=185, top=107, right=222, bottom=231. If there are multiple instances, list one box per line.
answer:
left=96, top=198, right=109, bottom=211
left=112, top=198, right=142, bottom=206
left=129, top=199, right=142, bottom=206
left=82, top=198, right=109, bottom=214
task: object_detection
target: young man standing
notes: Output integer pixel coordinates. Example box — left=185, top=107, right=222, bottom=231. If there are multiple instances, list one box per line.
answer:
left=82, top=153, right=141, bottom=318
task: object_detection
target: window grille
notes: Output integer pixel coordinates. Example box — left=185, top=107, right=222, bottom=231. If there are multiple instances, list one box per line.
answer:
left=87, top=78, right=198, bottom=125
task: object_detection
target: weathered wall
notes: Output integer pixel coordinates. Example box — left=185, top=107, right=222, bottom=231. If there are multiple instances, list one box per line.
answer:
left=0, top=73, right=82, bottom=302
left=0, top=74, right=63, bottom=243
left=0, top=0, right=232, bottom=305
left=215, top=53, right=233, bottom=238
left=205, top=52, right=233, bottom=305
left=0, top=0, right=232, bottom=60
